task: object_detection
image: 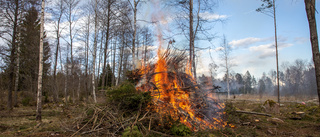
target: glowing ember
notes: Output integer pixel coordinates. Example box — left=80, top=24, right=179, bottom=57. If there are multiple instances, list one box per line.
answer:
left=136, top=46, right=230, bottom=130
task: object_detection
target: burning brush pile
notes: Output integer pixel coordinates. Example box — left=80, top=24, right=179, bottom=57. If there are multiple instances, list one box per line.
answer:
left=136, top=47, right=230, bottom=131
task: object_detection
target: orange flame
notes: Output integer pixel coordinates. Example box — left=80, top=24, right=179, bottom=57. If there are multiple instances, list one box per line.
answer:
left=137, top=46, right=231, bottom=130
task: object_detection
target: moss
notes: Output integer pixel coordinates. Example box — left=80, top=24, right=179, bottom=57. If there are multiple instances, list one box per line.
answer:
left=170, top=124, right=191, bottom=136
left=264, top=99, right=277, bottom=107
left=305, top=106, right=319, bottom=114
left=122, top=126, right=142, bottom=137
left=302, top=114, right=315, bottom=121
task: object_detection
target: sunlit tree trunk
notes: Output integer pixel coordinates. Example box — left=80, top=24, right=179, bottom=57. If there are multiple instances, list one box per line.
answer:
left=85, top=14, right=90, bottom=101
left=305, top=0, right=320, bottom=106
left=132, top=0, right=140, bottom=69
left=92, top=0, right=98, bottom=103
left=36, top=0, right=45, bottom=122
left=189, top=0, right=196, bottom=79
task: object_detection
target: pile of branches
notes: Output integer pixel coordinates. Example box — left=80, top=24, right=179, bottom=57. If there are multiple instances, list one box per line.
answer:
left=135, top=48, right=226, bottom=130
left=59, top=104, right=170, bottom=137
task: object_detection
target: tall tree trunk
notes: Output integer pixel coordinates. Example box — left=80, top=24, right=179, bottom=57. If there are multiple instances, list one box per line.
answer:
left=132, top=1, right=136, bottom=69
left=53, top=9, right=62, bottom=103
left=132, top=0, right=140, bottom=69
left=85, top=14, right=90, bottom=101
left=8, top=0, right=20, bottom=110
left=116, top=34, right=125, bottom=86
left=112, top=37, right=116, bottom=86
left=77, top=61, right=81, bottom=101
left=14, top=0, right=24, bottom=107
left=36, top=0, right=45, bottom=122
left=226, top=60, right=230, bottom=99
left=305, top=0, right=320, bottom=106
left=144, top=34, right=147, bottom=66
left=14, top=40, right=19, bottom=107
left=273, top=0, right=280, bottom=104
left=136, top=32, right=139, bottom=61
left=65, top=0, right=78, bottom=103
left=102, top=0, right=112, bottom=89
left=92, top=0, right=98, bottom=103
left=98, top=34, right=104, bottom=81
left=69, top=5, right=75, bottom=103
left=189, top=0, right=195, bottom=79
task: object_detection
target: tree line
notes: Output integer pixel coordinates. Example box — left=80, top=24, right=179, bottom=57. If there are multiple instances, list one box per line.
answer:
left=199, top=59, right=318, bottom=99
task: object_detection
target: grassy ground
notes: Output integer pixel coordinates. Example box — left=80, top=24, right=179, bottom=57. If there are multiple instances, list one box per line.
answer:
left=220, top=99, right=320, bottom=137
left=0, top=96, right=319, bottom=137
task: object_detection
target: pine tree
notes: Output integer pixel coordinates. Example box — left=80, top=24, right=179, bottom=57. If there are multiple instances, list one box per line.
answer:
left=99, top=64, right=114, bottom=88
left=244, top=71, right=252, bottom=94
left=19, top=6, right=50, bottom=94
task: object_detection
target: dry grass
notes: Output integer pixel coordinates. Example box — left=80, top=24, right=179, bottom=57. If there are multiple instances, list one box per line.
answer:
left=217, top=94, right=319, bottom=104
left=0, top=93, right=319, bottom=137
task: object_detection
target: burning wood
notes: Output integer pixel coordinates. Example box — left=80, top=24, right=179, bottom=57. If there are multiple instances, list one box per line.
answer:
left=136, top=47, right=229, bottom=130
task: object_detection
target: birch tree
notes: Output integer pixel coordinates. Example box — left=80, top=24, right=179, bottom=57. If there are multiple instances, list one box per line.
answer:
left=64, top=0, right=80, bottom=103
left=128, top=0, right=140, bottom=69
left=219, top=35, right=232, bottom=99
left=36, top=0, right=45, bottom=122
left=51, top=0, right=66, bottom=103
left=92, top=0, right=98, bottom=103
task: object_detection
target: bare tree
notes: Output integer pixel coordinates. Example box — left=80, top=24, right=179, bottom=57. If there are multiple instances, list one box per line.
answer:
left=170, top=0, right=219, bottom=79
left=101, top=0, right=114, bottom=89
left=304, top=0, right=320, bottom=106
left=141, top=27, right=153, bottom=66
left=85, top=13, right=90, bottom=101
left=219, top=35, right=232, bottom=99
left=0, top=0, right=24, bottom=110
left=36, top=0, right=45, bottom=123
left=256, top=0, right=280, bottom=104
left=112, top=34, right=116, bottom=86
left=127, top=0, right=140, bottom=69
left=50, top=0, right=66, bottom=103
left=92, top=0, right=98, bottom=103
left=64, top=0, right=80, bottom=103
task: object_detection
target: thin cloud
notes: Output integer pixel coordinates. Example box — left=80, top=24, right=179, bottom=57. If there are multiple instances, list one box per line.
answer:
left=249, top=42, right=293, bottom=59
left=199, top=12, right=228, bottom=20
left=249, top=43, right=274, bottom=59
left=229, top=37, right=271, bottom=48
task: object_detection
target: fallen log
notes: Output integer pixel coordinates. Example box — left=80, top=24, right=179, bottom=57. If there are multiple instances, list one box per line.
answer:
left=235, top=110, right=272, bottom=117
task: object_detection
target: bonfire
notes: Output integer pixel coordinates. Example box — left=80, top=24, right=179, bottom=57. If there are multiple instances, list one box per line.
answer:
left=136, top=45, right=230, bottom=131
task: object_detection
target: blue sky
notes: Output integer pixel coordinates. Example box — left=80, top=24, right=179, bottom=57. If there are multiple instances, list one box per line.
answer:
left=191, top=0, right=320, bottom=78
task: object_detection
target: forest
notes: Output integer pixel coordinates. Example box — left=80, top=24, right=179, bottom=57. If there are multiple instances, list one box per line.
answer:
left=0, top=0, right=319, bottom=136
